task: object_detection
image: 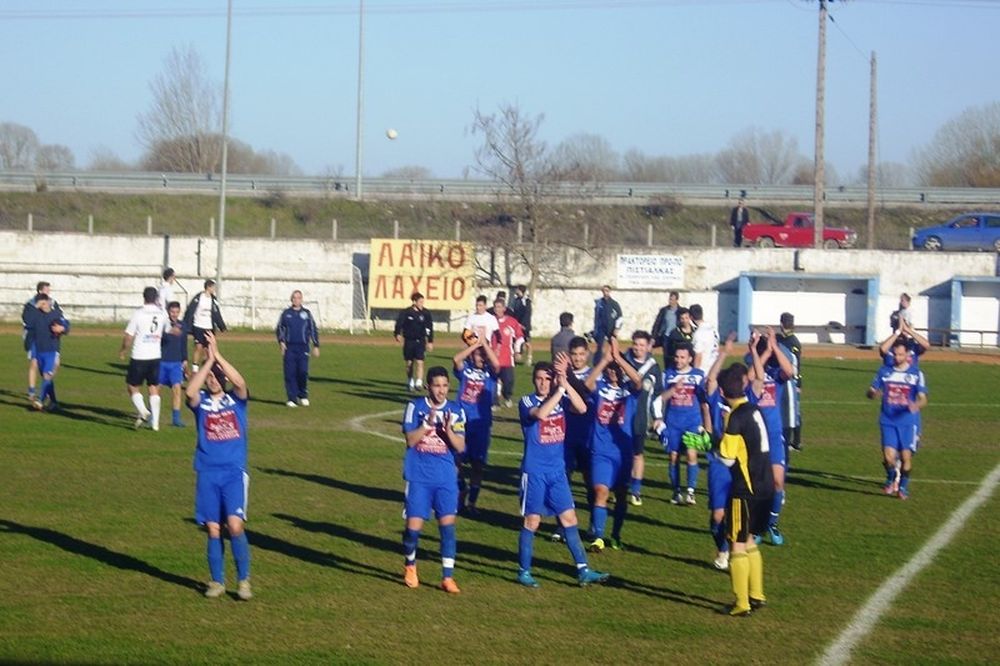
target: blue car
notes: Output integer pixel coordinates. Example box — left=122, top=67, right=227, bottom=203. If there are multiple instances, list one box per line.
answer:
left=912, top=212, right=1000, bottom=252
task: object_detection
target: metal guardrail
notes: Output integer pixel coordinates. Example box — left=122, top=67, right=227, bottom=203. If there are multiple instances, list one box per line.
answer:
left=2, top=170, right=999, bottom=206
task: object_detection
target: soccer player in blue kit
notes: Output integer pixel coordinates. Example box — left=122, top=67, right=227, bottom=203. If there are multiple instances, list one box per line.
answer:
left=186, top=332, right=253, bottom=600
left=159, top=301, right=188, bottom=427
left=583, top=336, right=644, bottom=552
left=453, top=333, right=500, bottom=514
left=654, top=342, right=708, bottom=506
left=551, top=335, right=594, bottom=544
left=22, top=293, right=69, bottom=411
left=401, top=366, right=467, bottom=594
left=867, top=339, right=928, bottom=500
left=745, top=328, right=795, bottom=545
left=516, top=356, right=609, bottom=588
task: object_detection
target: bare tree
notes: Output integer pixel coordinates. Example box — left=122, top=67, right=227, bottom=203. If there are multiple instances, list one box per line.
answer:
left=915, top=101, right=1000, bottom=187
left=791, top=159, right=839, bottom=186
left=136, top=45, right=221, bottom=173
left=715, top=127, right=804, bottom=184
left=469, top=102, right=575, bottom=297
left=852, top=161, right=913, bottom=187
left=382, top=165, right=433, bottom=180
left=550, top=133, right=620, bottom=183
left=87, top=146, right=133, bottom=171
left=0, top=122, right=40, bottom=169
left=35, top=144, right=75, bottom=171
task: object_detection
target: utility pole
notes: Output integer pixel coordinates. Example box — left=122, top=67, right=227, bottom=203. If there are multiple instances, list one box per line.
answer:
left=215, top=0, right=233, bottom=295
left=354, top=0, right=366, bottom=200
left=812, top=0, right=828, bottom=249
left=866, top=51, right=877, bottom=249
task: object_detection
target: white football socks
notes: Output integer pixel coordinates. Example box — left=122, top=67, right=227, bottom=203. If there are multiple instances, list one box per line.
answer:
left=131, top=392, right=150, bottom=419
left=149, top=395, right=162, bottom=431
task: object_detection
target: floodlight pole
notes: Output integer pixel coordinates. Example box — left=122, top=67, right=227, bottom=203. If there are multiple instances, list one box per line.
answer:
left=216, top=0, right=233, bottom=295
left=866, top=51, right=878, bottom=249
left=812, top=0, right=828, bottom=249
left=354, top=0, right=365, bottom=200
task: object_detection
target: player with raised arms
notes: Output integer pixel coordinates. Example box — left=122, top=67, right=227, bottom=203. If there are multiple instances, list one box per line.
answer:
left=401, top=366, right=467, bottom=594
left=453, top=331, right=500, bottom=514
left=582, top=336, right=644, bottom=552
left=867, top=339, right=928, bottom=500
left=654, top=341, right=708, bottom=506
left=186, top=332, right=253, bottom=600
left=516, top=357, right=609, bottom=588
left=744, top=328, right=795, bottom=546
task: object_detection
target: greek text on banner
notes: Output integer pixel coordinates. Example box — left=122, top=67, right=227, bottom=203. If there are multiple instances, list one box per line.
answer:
left=616, top=254, right=685, bottom=289
left=368, top=239, right=475, bottom=309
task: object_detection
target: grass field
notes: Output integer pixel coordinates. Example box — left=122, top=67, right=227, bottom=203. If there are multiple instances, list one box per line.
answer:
left=1, top=331, right=998, bottom=665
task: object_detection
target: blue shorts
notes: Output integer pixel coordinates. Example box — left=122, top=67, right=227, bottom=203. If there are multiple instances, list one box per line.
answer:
left=462, top=419, right=492, bottom=463
left=520, top=469, right=575, bottom=517
left=663, top=424, right=698, bottom=455
left=158, top=360, right=185, bottom=386
left=195, top=467, right=249, bottom=525
left=707, top=457, right=731, bottom=511
left=591, top=448, right=632, bottom=489
left=403, top=480, right=458, bottom=521
left=766, top=428, right=786, bottom=466
left=881, top=423, right=919, bottom=453
left=36, top=351, right=59, bottom=376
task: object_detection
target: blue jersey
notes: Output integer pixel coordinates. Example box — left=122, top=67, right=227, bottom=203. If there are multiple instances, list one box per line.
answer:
left=745, top=357, right=786, bottom=440
left=23, top=306, right=70, bottom=353
left=663, top=367, right=706, bottom=431
left=705, top=386, right=726, bottom=437
left=588, top=377, right=636, bottom=455
left=520, top=393, right=568, bottom=473
left=191, top=392, right=249, bottom=471
left=402, top=397, right=467, bottom=485
left=161, top=319, right=188, bottom=362
left=276, top=306, right=319, bottom=348
left=564, top=366, right=594, bottom=450
left=454, top=360, right=497, bottom=424
left=871, top=363, right=927, bottom=428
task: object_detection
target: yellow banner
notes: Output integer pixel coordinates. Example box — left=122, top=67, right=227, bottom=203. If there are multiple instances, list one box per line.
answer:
left=368, top=239, right=476, bottom=309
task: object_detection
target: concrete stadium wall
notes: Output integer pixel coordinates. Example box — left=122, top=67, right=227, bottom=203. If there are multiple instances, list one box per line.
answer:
left=1, top=231, right=996, bottom=345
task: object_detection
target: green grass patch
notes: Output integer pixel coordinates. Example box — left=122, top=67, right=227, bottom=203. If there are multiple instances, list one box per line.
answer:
left=0, top=332, right=997, bottom=664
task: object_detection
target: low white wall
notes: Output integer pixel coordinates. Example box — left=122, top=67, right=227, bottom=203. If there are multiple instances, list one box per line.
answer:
left=1, top=231, right=995, bottom=343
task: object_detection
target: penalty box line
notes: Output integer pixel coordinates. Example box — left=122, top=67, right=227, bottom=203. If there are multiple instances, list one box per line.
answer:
left=817, top=461, right=1000, bottom=666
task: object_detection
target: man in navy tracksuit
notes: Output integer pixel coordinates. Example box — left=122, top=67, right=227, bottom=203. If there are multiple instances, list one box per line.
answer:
left=276, top=290, right=320, bottom=407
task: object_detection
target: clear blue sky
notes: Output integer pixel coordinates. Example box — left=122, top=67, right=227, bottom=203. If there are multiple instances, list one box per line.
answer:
left=2, top=0, right=997, bottom=180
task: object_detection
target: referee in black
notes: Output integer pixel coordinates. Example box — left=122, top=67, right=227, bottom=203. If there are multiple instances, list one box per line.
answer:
left=394, top=292, right=434, bottom=392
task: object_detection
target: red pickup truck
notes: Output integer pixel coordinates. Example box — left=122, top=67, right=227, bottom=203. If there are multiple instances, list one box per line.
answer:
left=742, top=210, right=857, bottom=249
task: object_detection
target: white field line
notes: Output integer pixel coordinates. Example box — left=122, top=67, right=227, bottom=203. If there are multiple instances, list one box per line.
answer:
left=345, top=409, right=984, bottom=484
left=809, top=401, right=998, bottom=408
left=817, top=461, right=1000, bottom=666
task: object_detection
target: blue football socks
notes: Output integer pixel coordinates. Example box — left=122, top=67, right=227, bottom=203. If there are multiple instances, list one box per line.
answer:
left=709, top=516, right=729, bottom=552
left=439, top=523, right=457, bottom=578
left=403, top=528, right=420, bottom=565
left=686, top=462, right=699, bottom=492
left=563, top=525, right=588, bottom=568
left=769, top=489, right=785, bottom=528
left=207, top=536, right=225, bottom=583
left=611, top=496, right=628, bottom=540
left=629, top=477, right=642, bottom=496
left=518, top=527, right=535, bottom=572
left=669, top=462, right=681, bottom=493
left=230, top=532, right=251, bottom=581
left=591, top=506, right=608, bottom=539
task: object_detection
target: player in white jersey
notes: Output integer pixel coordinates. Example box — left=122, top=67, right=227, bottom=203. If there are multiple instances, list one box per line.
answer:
left=120, top=287, right=168, bottom=430
left=157, top=267, right=177, bottom=309
left=689, top=304, right=719, bottom=373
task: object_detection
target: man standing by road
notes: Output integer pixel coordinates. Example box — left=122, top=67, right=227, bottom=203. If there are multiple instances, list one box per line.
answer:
left=120, top=287, right=168, bottom=430
left=394, top=292, right=434, bottom=392
left=276, top=290, right=320, bottom=407
left=730, top=198, right=750, bottom=247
